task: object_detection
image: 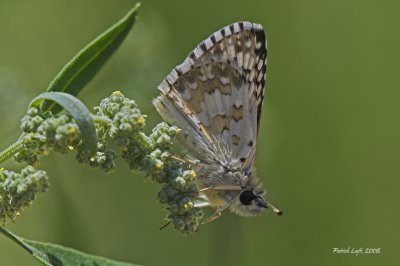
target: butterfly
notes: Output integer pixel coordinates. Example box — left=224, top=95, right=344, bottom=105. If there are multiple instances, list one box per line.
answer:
left=153, top=21, right=281, bottom=224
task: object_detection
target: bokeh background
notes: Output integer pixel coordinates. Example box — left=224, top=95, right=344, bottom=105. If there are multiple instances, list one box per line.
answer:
left=0, top=0, right=399, bottom=265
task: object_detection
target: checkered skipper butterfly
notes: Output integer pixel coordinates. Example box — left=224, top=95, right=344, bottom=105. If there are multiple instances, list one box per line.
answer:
left=153, top=21, right=281, bottom=224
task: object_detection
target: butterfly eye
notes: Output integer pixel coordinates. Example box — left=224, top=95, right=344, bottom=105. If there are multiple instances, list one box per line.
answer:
left=239, top=190, right=258, bottom=205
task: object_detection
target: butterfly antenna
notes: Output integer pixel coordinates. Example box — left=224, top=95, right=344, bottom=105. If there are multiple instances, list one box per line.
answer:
left=265, top=200, right=283, bottom=216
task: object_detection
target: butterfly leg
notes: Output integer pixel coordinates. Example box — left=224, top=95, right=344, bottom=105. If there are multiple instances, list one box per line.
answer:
left=179, top=183, right=241, bottom=199
left=159, top=220, right=171, bottom=230
left=201, top=211, right=221, bottom=225
left=169, top=155, right=200, bottom=166
left=160, top=201, right=220, bottom=231
left=199, top=205, right=230, bottom=227
left=199, top=184, right=242, bottom=193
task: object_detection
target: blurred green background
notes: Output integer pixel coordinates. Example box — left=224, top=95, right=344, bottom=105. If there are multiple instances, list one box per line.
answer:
left=0, top=0, right=399, bottom=265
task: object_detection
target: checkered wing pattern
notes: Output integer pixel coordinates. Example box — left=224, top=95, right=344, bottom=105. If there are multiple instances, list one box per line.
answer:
left=153, top=21, right=267, bottom=172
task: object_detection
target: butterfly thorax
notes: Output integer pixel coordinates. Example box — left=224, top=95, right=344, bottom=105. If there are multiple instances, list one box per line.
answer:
left=195, top=163, right=245, bottom=205
left=196, top=159, right=247, bottom=184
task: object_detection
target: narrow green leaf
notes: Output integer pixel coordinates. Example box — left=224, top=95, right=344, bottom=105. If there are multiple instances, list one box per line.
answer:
left=43, top=3, right=141, bottom=112
left=0, top=138, right=24, bottom=165
left=30, top=92, right=97, bottom=154
left=0, top=227, right=139, bottom=266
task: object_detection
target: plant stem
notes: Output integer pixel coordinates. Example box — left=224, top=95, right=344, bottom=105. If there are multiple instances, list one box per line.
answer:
left=0, top=139, right=24, bottom=165
left=0, top=227, right=33, bottom=256
left=137, top=132, right=153, bottom=151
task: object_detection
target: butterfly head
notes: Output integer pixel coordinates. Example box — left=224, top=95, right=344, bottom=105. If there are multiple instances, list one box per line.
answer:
left=229, top=178, right=282, bottom=217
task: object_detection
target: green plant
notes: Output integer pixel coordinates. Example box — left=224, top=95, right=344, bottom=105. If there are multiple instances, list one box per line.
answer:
left=0, top=3, right=201, bottom=265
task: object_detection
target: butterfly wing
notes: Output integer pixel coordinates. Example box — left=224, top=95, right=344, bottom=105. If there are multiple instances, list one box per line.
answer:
left=153, top=21, right=267, bottom=171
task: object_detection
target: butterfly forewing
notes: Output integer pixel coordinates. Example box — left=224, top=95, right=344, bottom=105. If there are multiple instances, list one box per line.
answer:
left=153, top=21, right=267, bottom=170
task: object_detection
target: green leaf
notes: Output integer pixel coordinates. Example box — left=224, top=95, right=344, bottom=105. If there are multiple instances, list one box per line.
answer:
left=0, top=138, right=24, bottom=165
left=30, top=92, right=97, bottom=154
left=0, top=227, right=140, bottom=266
left=43, top=3, right=141, bottom=113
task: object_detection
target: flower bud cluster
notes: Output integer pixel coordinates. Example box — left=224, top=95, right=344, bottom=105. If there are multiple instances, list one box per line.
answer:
left=76, top=141, right=117, bottom=173
left=7, top=91, right=203, bottom=234
left=95, top=91, right=145, bottom=146
left=95, top=91, right=148, bottom=171
left=0, top=166, right=49, bottom=224
left=145, top=124, right=202, bottom=234
left=157, top=169, right=203, bottom=234
left=16, top=108, right=81, bottom=165
left=95, top=92, right=203, bottom=234
left=16, top=107, right=118, bottom=172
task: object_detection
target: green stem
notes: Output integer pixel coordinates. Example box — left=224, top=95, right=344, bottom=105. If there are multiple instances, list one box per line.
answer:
left=0, top=139, right=24, bottom=165
left=136, top=132, right=153, bottom=151
left=0, top=227, right=34, bottom=256
left=91, top=115, right=112, bottom=140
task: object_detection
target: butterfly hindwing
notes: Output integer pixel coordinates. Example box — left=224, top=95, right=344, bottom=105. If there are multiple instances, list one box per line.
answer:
left=153, top=21, right=267, bottom=170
